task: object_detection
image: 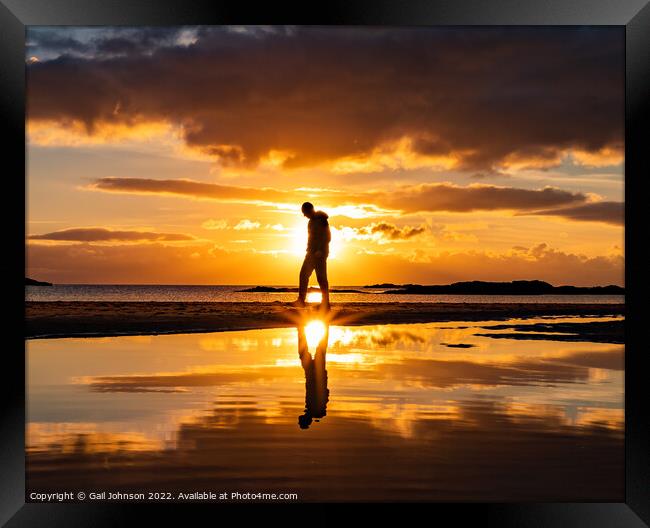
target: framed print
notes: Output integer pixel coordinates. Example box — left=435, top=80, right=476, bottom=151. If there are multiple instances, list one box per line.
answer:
left=2, top=0, right=649, bottom=525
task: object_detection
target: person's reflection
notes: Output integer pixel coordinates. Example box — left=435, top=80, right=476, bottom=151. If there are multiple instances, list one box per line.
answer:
left=297, top=322, right=329, bottom=429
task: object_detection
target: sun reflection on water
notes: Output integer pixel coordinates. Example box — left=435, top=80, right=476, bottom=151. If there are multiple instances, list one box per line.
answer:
left=304, top=319, right=327, bottom=349
left=306, top=291, right=322, bottom=304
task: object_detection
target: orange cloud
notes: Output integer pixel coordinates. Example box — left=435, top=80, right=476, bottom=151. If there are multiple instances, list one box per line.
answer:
left=28, top=227, right=194, bottom=242
left=339, top=222, right=429, bottom=243
left=27, top=119, right=178, bottom=148
left=91, top=177, right=297, bottom=205
left=521, top=202, right=623, bottom=226
left=571, top=147, right=624, bottom=168
left=201, top=219, right=228, bottom=230
left=368, top=183, right=587, bottom=214
left=27, top=241, right=623, bottom=286
left=233, top=220, right=261, bottom=230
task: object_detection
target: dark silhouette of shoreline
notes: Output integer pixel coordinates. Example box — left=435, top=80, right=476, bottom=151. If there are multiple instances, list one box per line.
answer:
left=26, top=301, right=624, bottom=340
left=240, top=280, right=623, bottom=295
left=364, top=280, right=624, bottom=295
left=25, top=277, right=52, bottom=286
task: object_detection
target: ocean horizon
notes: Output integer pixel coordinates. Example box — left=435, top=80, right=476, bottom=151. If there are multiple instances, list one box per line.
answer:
left=26, top=284, right=625, bottom=304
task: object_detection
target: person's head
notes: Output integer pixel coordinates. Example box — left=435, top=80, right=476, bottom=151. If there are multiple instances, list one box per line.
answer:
left=301, top=201, right=315, bottom=218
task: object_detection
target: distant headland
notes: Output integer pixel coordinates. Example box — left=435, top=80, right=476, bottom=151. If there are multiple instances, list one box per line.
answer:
left=26, top=277, right=53, bottom=286
left=238, top=280, right=623, bottom=295
left=365, top=280, right=624, bottom=295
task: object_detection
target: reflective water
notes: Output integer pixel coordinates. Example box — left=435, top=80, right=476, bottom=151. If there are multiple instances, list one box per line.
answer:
left=27, top=316, right=624, bottom=501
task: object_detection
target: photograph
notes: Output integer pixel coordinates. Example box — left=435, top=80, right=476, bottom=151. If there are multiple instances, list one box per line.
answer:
left=23, top=24, right=628, bottom=504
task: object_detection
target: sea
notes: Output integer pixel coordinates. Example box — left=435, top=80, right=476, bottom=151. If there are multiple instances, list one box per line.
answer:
left=26, top=284, right=624, bottom=304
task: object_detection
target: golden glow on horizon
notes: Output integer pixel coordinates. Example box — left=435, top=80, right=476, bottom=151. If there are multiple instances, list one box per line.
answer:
left=26, top=114, right=624, bottom=286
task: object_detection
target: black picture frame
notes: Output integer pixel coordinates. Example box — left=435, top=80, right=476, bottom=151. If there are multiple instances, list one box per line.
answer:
left=2, top=1, right=648, bottom=525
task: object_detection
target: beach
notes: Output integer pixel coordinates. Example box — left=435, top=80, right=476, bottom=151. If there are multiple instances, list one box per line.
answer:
left=26, top=301, right=624, bottom=339
left=23, top=24, right=628, bottom=506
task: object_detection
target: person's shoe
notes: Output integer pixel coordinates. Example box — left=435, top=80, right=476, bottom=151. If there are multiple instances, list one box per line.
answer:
left=317, top=302, right=331, bottom=312
left=288, top=299, right=306, bottom=308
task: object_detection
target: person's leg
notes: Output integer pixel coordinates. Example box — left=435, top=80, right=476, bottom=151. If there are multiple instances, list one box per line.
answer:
left=298, top=254, right=315, bottom=303
left=297, top=325, right=310, bottom=365
left=314, top=257, right=330, bottom=308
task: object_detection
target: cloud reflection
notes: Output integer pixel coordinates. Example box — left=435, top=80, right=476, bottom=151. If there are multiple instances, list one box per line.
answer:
left=27, top=317, right=624, bottom=500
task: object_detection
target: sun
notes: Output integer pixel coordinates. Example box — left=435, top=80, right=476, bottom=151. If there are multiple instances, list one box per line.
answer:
left=288, top=220, right=342, bottom=259
left=289, top=222, right=309, bottom=256
left=304, top=320, right=327, bottom=349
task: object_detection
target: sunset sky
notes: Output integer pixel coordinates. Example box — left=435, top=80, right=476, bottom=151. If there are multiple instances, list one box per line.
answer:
left=26, top=26, right=624, bottom=286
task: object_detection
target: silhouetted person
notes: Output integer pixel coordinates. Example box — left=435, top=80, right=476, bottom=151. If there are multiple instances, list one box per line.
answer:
left=297, top=324, right=329, bottom=429
left=290, top=202, right=331, bottom=310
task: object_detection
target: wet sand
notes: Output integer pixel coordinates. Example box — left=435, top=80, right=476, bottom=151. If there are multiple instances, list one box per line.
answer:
left=476, top=320, right=624, bottom=344
left=25, top=301, right=624, bottom=339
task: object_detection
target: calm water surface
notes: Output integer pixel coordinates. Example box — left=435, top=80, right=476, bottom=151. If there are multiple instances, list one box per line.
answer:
left=26, top=316, right=624, bottom=501
left=26, top=284, right=624, bottom=304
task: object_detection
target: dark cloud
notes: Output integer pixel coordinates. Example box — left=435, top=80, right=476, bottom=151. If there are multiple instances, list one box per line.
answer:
left=26, top=32, right=86, bottom=55
left=549, top=348, right=624, bottom=371
left=27, top=27, right=623, bottom=172
left=92, top=177, right=296, bottom=204
left=522, top=201, right=624, bottom=225
left=87, top=368, right=286, bottom=393
left=27, top=27, right=197, bottom=60
left=358, top=222, right=428, bottom=240
left=368, top=183, right=586, bottom=213
left=86, top=350, right=603, bottom=393
left=91, top=177, right=588, bottom=214
left=28, top=227, right=194, bottom=242
left=376, top=357, right=589, bottom=388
